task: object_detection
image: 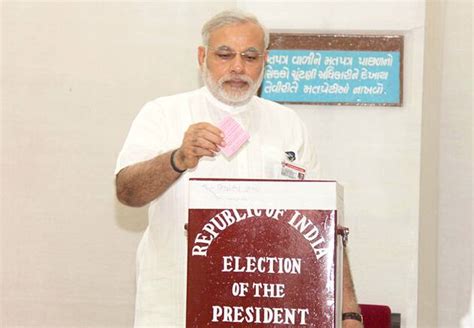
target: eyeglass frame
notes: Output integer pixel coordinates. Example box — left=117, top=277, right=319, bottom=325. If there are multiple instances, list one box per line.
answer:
left=205, top=45, right=267, bottom=64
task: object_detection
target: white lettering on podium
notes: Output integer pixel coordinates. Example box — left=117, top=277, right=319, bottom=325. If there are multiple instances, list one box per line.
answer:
left=211, top=305, right=309, bottom=325
left=222, top=256, right=301, bottom=274
left=191, top=209, right=283, bottom=256
left=288, top=210, right=329, bottom=260
left=192, top=209, right=329, bottom=261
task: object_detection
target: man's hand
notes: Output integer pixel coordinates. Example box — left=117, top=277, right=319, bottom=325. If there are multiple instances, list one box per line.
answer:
left=174, top=122, right=225, bottom=171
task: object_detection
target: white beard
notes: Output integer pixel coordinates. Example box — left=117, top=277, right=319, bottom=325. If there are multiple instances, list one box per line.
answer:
left=201, top=62, right=264, bottom=106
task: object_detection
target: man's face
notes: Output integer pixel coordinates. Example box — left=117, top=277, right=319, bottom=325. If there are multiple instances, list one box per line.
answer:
left=198, top=22, right=267, bottom=106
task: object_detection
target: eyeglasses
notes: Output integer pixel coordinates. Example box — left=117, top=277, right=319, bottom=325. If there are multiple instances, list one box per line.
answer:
left=207, top=46, right=265, bottom=64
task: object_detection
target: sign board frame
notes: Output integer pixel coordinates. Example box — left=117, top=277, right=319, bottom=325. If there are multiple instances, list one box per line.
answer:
left=259, top=33, right=404, bottom=107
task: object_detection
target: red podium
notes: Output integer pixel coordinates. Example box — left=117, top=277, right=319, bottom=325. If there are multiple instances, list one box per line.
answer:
left=186, top=179, right=344, bottom=328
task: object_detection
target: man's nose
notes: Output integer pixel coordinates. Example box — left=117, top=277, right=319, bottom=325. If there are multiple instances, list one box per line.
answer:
left=229, top=54, right=245, bottom=74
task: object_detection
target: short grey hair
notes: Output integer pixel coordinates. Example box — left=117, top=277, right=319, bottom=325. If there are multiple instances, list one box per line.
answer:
left=201, top=9, right=269, bottom=49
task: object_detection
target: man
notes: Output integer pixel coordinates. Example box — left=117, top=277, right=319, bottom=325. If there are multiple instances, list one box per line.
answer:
left=116, top=9, right=363, bottom=328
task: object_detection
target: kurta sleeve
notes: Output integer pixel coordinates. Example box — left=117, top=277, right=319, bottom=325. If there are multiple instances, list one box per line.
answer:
left=115, top=101, right=168, bottom=175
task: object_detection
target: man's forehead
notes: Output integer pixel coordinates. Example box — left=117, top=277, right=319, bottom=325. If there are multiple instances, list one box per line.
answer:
left=208, top=22, right=265, bottom=49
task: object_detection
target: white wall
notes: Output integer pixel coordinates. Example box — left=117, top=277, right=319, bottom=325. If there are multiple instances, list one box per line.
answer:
left=435, top=1, right=472, bottom=327
left=1, top=1, right=472, bottom=328
left=419, top=1, right=473, bottom=327
left=418, top=0, right=443, bottom=326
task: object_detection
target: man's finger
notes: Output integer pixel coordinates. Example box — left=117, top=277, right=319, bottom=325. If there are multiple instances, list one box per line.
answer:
left=191, top=122, right=225, bottom=144
left=180, top=143, right=216, bottom=158
left=192, top=137, right=220, bottom=152
left=190, top=146, right=215, bottom=157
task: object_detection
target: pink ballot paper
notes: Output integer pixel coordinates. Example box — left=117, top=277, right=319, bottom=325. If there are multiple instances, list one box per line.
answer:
left=218, top=116, right=250, bottom=157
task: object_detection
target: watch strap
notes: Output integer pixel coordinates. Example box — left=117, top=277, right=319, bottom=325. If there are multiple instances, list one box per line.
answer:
left=342, top=312, right=363, bottom=323
left=170, top=149, right=186, bottom=174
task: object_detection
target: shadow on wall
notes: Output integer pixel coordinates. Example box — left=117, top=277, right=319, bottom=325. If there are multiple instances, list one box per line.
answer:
left=114, top=199, right=148, bottom=232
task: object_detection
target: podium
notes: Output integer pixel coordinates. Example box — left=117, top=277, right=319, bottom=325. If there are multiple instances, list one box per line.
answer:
left=186, top=179, right=344, bottom=328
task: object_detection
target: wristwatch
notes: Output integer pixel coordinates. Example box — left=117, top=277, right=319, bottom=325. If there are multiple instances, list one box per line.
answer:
left=342, top=312, right=363, bottom=323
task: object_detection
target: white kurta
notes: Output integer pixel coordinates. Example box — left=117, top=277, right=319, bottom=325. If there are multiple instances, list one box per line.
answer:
left=115, top=87, right=319, bottom=327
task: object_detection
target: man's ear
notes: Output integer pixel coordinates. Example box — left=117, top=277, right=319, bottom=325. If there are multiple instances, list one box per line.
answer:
left=198, top=46, right=206, bottom=67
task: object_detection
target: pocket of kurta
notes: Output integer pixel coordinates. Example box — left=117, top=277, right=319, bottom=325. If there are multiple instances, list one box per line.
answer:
left=262, top=146, right=284, bottom=179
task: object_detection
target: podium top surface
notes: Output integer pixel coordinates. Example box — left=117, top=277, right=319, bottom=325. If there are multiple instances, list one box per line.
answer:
left=189, top=179, right=343, bottom=210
